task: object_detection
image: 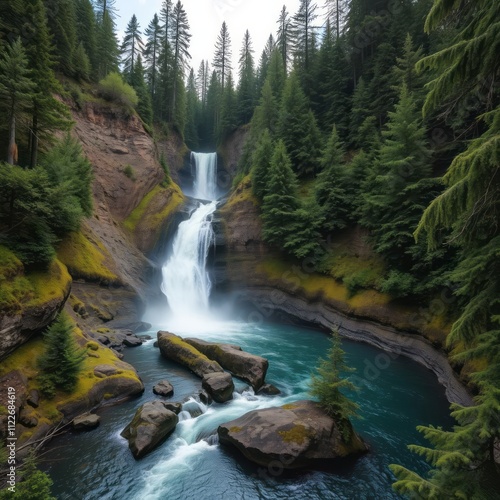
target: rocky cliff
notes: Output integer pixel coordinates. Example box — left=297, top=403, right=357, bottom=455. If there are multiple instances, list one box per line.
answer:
left=217, top=176, right=473, bottom=406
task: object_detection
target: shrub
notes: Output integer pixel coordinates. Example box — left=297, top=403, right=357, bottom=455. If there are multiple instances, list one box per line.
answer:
left=380, top=270, right=417, bottom=298
left=123, top=164, right=135, bottom=180
left=159, top=153, right=171, bottom=186
left=98, top=72, right=138, bottom=108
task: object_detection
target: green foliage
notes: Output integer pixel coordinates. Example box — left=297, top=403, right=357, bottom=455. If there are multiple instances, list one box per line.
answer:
left=73, top=42, right=91, bottom=82
left=38, top=312, right=86, bottom=397
left=315, top=126, right=350, bottom=232
left=96, top=10, right=119, bottom=79
left=0, top=453, right=55, bottom=500
left=122, top=164, right=135, bottom=181
left=380, top=270, right=417, bottom=298
left=40, top=134, right=93, bottom=217
left=159, top=152, right=171, bottom=186
left=121, top=14, right=144, bottom=80
left=251, top=129, right=274, bottom=201
left=98, top=72, right=138, bottom=108
left=310, top=330, right=360, bottom=440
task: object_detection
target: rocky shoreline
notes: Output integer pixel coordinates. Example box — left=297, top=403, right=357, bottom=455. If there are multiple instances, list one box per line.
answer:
left=235, top=286, right=473, bottom=407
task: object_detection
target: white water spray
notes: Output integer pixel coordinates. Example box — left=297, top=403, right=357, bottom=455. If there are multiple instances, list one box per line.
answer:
left=161, top=153, right=218, bottom=324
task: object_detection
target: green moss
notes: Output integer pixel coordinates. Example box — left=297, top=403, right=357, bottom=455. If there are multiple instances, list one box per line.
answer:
left=229, top=426, right=243, bottom=433
left=96, top=328, right=111, bottom=333
left=282, top=403, right=298, bottom=410
left=57, top=231, right=119, bottom=283
left=222, top=175, right=258, bottom=210
left=123, top=183, right=184, bottom=235
left=279, top=424, right=311, bottom=444
left=0, top=246, right=34, bottom=313
left=25, top=259, right=72, bottom=307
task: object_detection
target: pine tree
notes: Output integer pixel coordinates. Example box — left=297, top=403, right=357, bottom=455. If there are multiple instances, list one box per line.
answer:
left=276, top=5, right=292, bottom=73
left=0, top=38, right=35, bottom=165
left=44, top=0, right=77, bottom=76
left=197, top=59, right=209, bottom=107
left=361, top=85, right=434, bottom=272
left=170, top=1, right=191, bottom=120
left=265, top=49, right=286, bottom=102
left=392, top=33, right=425, bottom=98
left=144, top=14, right=162, bottom=106
left=325, top=0, right=348, bottom=39
left=279, top=71, right=320, bottom=177
left=38, top=312, right=86, bottom=397
left=237, top=30, right=255, bottom=125
left=292, top=0, right=319, bottom=73
left=213, top=22, right=232, bottom=91
left=204, top=70, right=221, bottom=147
left=23, top=0, right=71, bottom=168
left=96, top=10, right=119, bottom=79
left=73, top=42, right=91, bottom=82
left=93, top=0, right=118, bottom=23
left=251, top=129, right=274, bottom=201
left=74, top=0, right=98, bottom=78
left=261, top=140, right=300, bottom=248
left=315, top=126, right=350, bottom=232
left=217, top=71, right=236, bottom=144
left=251, top=79, right=279, bottom=138
left=131, top=55, right=153, bottom=125
left=121, top=15, right=144, bottom=81
left=310, top=330, right=360, bottom=440
left=349, top=77, right=372, bottom=148
left=158, top=0, right=174, bottom=121
left=184, top=68, right=199, bottom=149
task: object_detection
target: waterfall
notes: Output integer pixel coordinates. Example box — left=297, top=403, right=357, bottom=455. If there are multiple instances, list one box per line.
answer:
left=161, top=153, right=218, bottom=321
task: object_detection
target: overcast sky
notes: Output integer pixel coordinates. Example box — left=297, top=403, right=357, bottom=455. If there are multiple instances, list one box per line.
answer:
left=115, top=0, right=327, bottom=76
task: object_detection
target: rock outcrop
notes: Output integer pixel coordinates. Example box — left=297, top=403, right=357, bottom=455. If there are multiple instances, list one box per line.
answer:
left=153, top=380, right=174, bottom=398
left=202, top=372, right=234, bottom=403
left=73, top=413, right=101, bottom=431
left=121, top=400, right=179, bottom=459
left=157, top=332, right=224, bottom=378
left=218, top=400, right=368, bottom=469
left=185, top=338, right=268, bottom=391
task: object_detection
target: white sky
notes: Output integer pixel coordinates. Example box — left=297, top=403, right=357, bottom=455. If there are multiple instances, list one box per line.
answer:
left=115, top=0, right=327, bottom=76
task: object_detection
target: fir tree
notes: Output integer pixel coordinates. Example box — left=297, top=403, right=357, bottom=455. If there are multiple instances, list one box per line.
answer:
left=325, top=0, right=348, bottom=39
left=144, top=14, right=162, bottom=106
left=38, top=312, right=86, bottom=397
left=315, top=126, right=350, bottom=232
left=349, top=77, right=371, bottom=148
left=121, top=15, right=144, bottom=81
left=392, top=33, right=425, bottom=98
left=292, top=0, right=319, bottom=73
left=276, top=5, right=292, bottom=72
left=251, top=79, right=279, bottom=138
left=74, top=0, right=98, bottom=78
left=158, top=0, right=174, bottom=121
left=213, top=22, right=232, bottom=91
left=184, top=67, right=199, bottom=149
left=131, top=55, right=153, bottom=125
left=217, top=71, right=236, bottom=144
left=96, top=10, right=119, bottom=79
left=265, top=49, right=286, bottom=102
left=73, top=42, right=91, bottom=82
left=261, top=140, right=300, bottom=248
left=251, top=129, right=274, bottom=201
left=237, top=30, right=255, bottom=125
left=0, top=38, right=35, bottom=165
left=310, top=329, right=360, bottom=440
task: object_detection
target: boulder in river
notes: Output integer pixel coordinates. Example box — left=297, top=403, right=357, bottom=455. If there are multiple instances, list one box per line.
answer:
left=121, top=400, right=179, bottom=459
left=153, top=380, right=174, bottom=398
left=157, top=332, right=224, bottom=378
left=202, top=372, right=234, bottom=403
left=218, top=400, right=368, bottom=469
left=256, top=384, right=281, bottom=396
left=73, top=413, right=101, bottom=431
left=185, top=338, right=268, bottom=390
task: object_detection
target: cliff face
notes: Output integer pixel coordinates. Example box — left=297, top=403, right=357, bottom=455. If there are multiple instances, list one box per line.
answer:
left=217, top=176, right=472, bottom=405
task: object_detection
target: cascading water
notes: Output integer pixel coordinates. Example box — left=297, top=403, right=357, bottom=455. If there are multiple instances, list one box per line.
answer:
left=161, top=152, right=218, bottom=325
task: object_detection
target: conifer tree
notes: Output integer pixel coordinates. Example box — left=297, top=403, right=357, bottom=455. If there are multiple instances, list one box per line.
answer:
left=184, top=68, right=199, bottom=149
left=315, top=126, right=350, bottom=232
left=74, top=0, right=98, bottom=78
left=23, top=0, right=71, bottom=168
left=0, top=38, right=35, bottom=165
left=197, top=60, right=209, bottom=107
left=93, top=0, right=118, bottom=23
left=121, top=15, right=144, bottom=82
left=251, top=79, right=279, bottom=138
left=276, top=5, right=292, bottom=72
left=96, top=10, right=119, bottom=79
left=265, top=49, right=286, bottom=102
left=144, top=14, right=162, bottom=106
left=325, top=0, right=348, bottom=39
left=38, top=312, right=86, bottom=397
left=217, top=72, right=236, bottom=144
left=251, top=129, right=274, bottom=201
left=392, top=33, right=425, bottom=98
left=279, top=71, right=320, bottom=177
left=261, top=140, right=300, bottom=248
left=237, top=30, right=255, bottom=125
left=170, top=1, right=191, bottom=120
left=158, top=0, right=174, bottom=121
left=310, top=330, right=360, bottom=440
left=292, top=0, right=318, bottom=73
left=349, top=77, right=372, bottom=148
left=44, top=0, right=77, bottom=76
left=131, top=55, right=153, bottom=125
left=213, top=22, right=232, bottom=91
left=73, top=42, right=91, bottom=82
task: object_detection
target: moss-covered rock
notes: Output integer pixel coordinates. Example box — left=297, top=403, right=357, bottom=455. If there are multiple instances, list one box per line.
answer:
left=157, top=332, right=223, bottom=378
left=185, top=338, right=268, bottom=391
left=121, top=400, right=178, bottom=459
left=218, top=400, right=368, bottom=469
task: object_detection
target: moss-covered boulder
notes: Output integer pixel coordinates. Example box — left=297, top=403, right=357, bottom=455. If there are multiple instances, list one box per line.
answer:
left=157, top=332, right=223, bottom=378
left=185, top=338, right=268, bottom=390
left=121, top=400, right=179, bottom=459
left=218, top=400, right=368, bottom=469
left=202, top=372, right=234, bottom=403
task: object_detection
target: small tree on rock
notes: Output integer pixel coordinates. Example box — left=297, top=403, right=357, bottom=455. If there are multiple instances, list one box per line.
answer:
left=310, top=329, right=360, bottom=440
